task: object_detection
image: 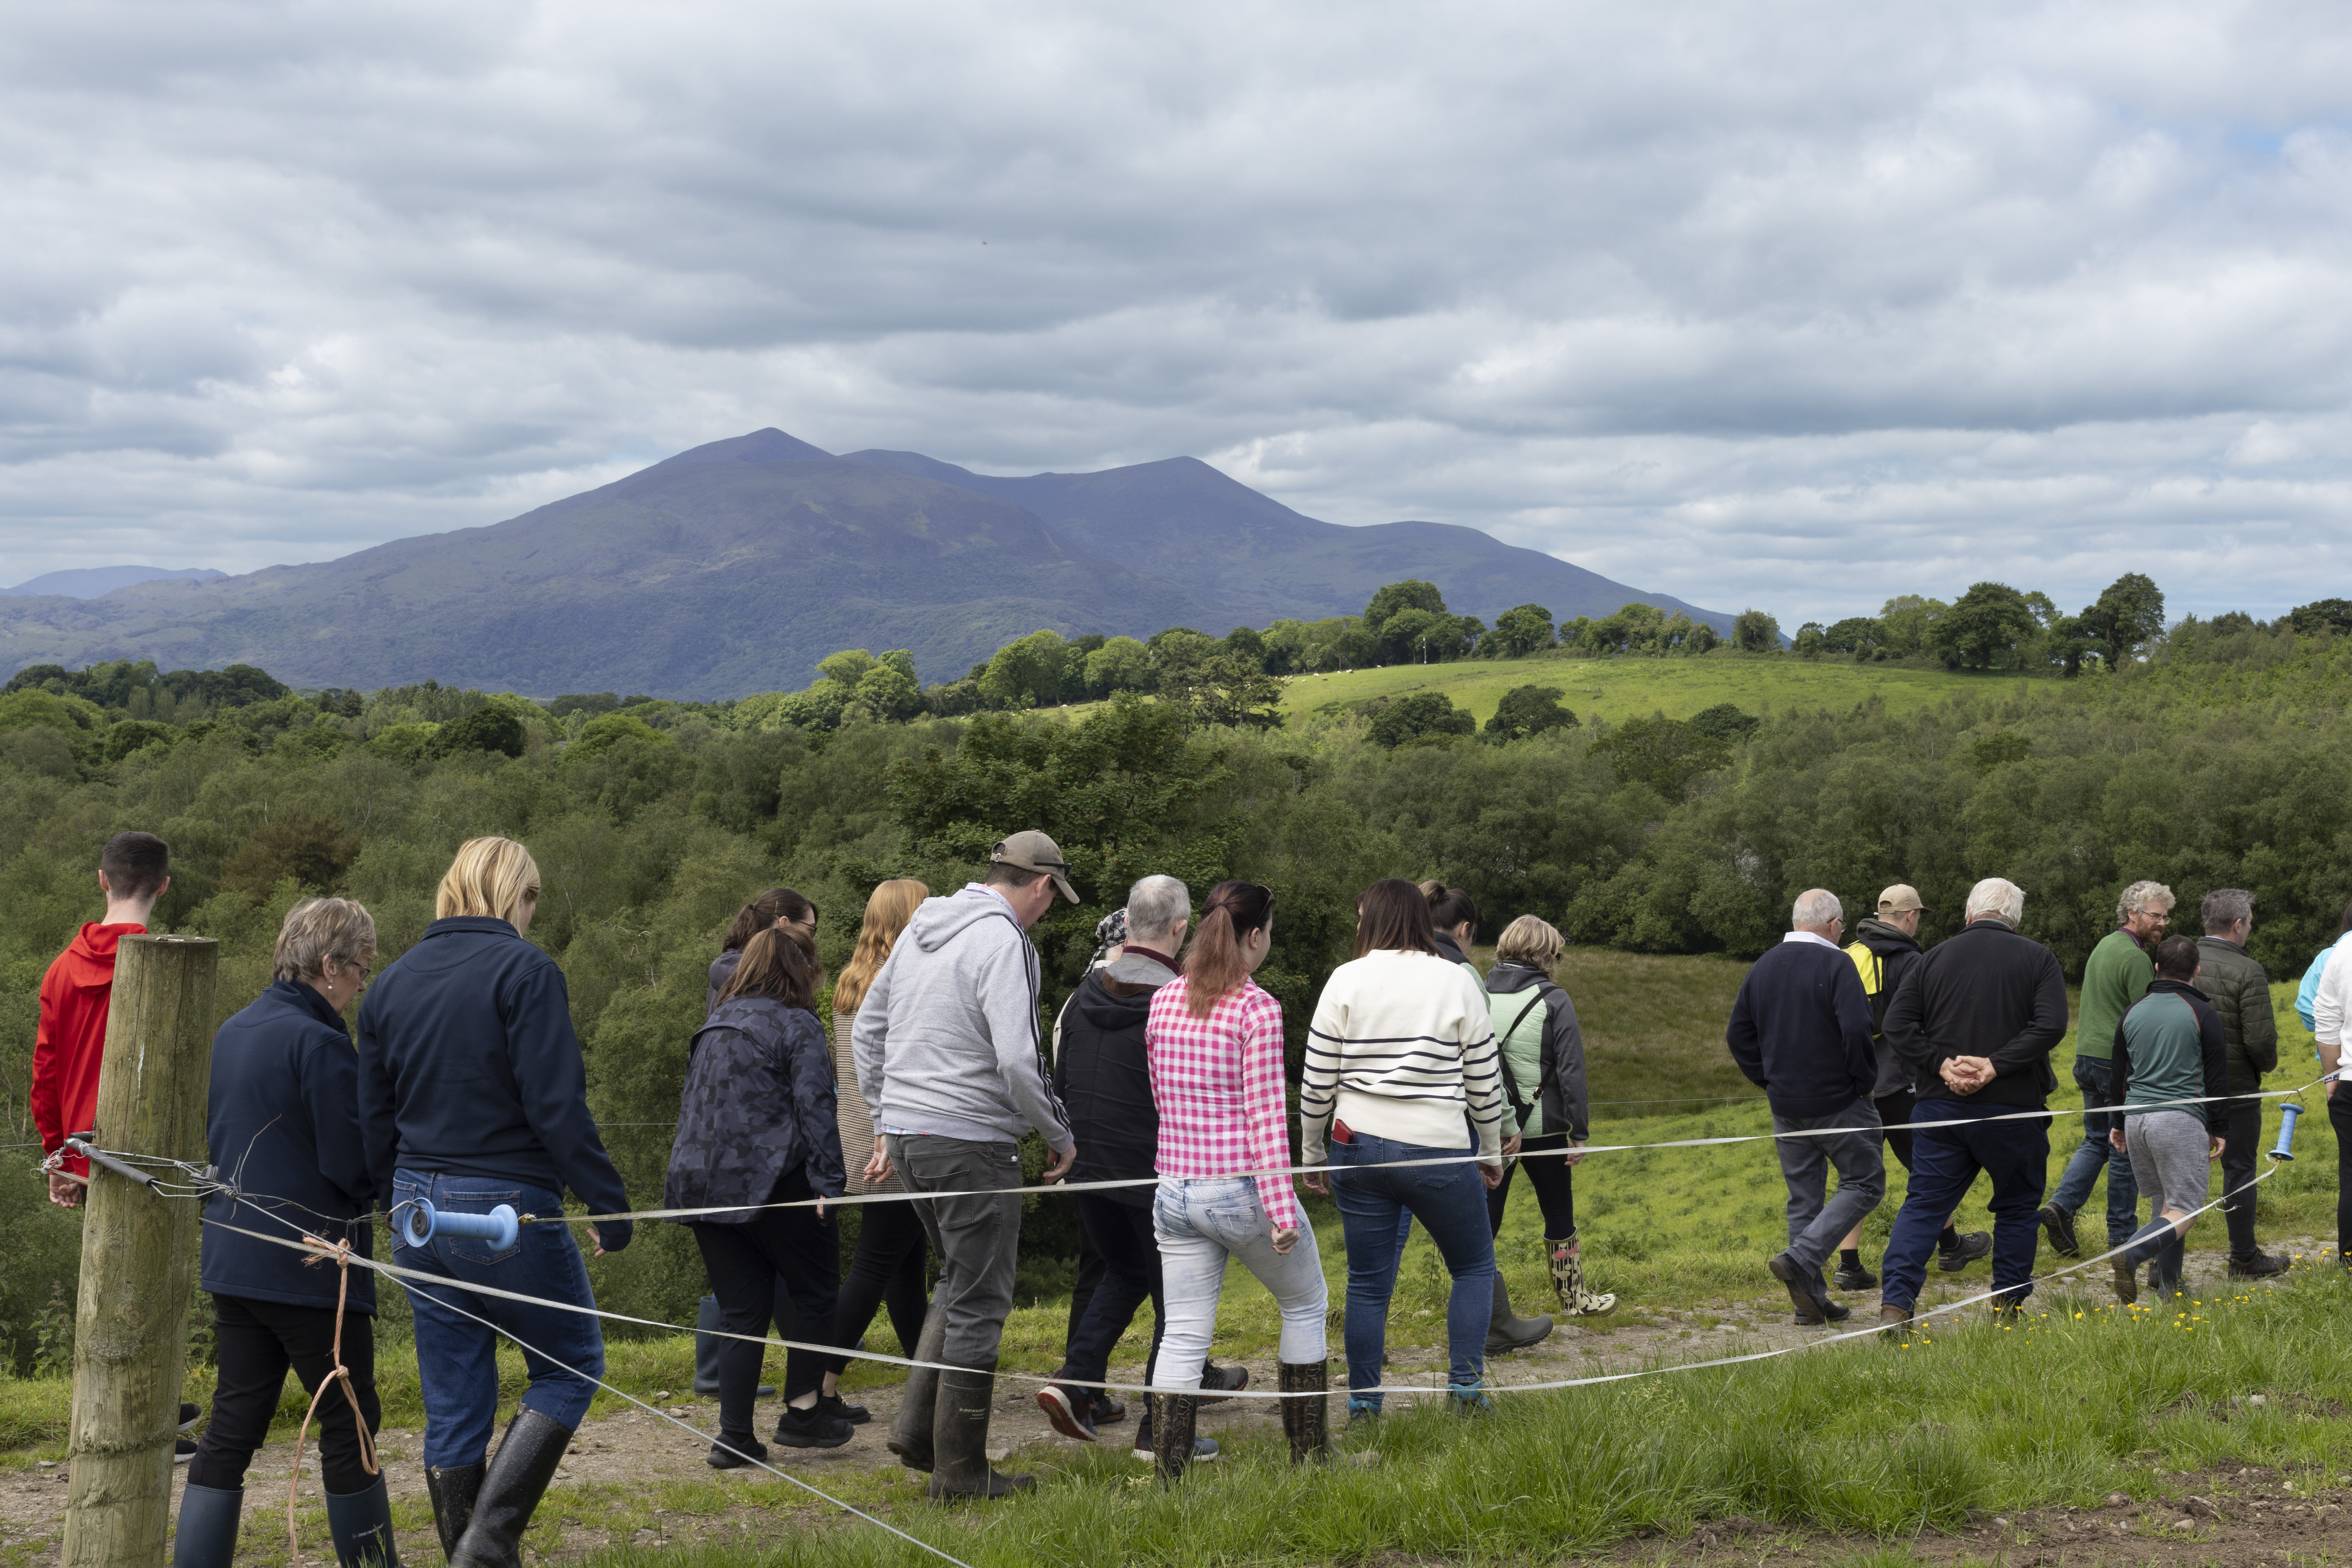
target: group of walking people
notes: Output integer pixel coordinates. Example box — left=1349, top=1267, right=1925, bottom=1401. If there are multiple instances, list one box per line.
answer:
left=1731, top=874, right=2352, bottom=1335
left=29, top=824, right=2350, bottom=1568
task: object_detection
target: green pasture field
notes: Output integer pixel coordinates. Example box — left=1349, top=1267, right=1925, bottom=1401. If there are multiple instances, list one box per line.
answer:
left=4, top=956, right=2343, bottom=1565
left=1278, top=653, right=2034, bottom=730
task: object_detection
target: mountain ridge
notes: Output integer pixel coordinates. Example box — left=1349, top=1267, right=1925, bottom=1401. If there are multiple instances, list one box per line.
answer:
left=0, top=430, right=1732, bottom=696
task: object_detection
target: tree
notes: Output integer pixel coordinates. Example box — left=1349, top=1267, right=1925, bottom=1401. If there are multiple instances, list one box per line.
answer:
left=1931, top=582, right=2039, bottom=670
left=979, top=630, right=1068, bottom=708
left=852, top=662, right=923, bottom=722
left=1876, top=595, right=1947, bottom=657
left=2080, top=573, right=2165, bottom=661
left=2288, top=598, right=2352, bottom=637
left=1792, top=622, right=1828, bottom=659
left=2044, top=615, right=2097, bottom=677
left=1591, top=715, right=1733, bottom=800
left=431, top=706, right=527, bottom=758
left=1368, top=692, right=1474, bottom=749
left=1363, top=580, right=1447, bottom=634
left=1822, top=617, right=1881, bottom=657
left=1084, top=636, right=1154, bottom=696
left=1165, top=654, right=1285, bottom=730
left=1483, top=604, right=1555, bottom=660
left=1482, top=685, right=1577, bottom=742
left=1686, top=703, right=1760, bottom=742
left=815, top=649, right=878, bottom=688
left=1377, top=607, right=1472, bottom=665
left=1732, top=610, right=1781, bottom=653
left=1223, top=626, right=1268, bottom=670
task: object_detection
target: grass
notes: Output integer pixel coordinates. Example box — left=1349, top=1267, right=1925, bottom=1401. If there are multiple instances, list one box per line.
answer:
left=1278, top=652, right=2036, bottom=730
left=7, top=958, right=2344, bottom=1564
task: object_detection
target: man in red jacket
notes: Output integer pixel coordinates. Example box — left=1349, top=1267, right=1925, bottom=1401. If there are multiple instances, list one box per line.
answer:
left=33, top=831, right=171, bottom=1207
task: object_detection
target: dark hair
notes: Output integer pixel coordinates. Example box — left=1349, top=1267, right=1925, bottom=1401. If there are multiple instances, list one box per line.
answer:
left=724, top=887, right=816, bottom=953
left=1183, top=881, right=1275, bottom=1016
left=2339, top=900, right=2352, bottom=938
left=101, top=831, right=171, bottom=901
left=2152, top=934, right=2201, bottom=980
left=1423, top=880, right=1479, bottom=939
left=1355, top=878, right=1440, bottom=959
left=984, top=863, right=1045, bottom=891
left=720, top=926, right=819, bottom=1010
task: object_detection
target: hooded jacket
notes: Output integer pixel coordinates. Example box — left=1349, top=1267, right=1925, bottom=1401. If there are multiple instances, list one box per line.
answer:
left=30, top=922, right=145, bottom=1177
left=1843, top=917, right=1924, bottom=1098
left=2192, top=935, right=2278, bottom=1094
left=1484, top=961, right=1590, bottom=1141
left=356, top=916, right=632, bottom=1247
left=1052, top=949, right=1178, bottom=1205
left=666, top=995, right=844, bottom=1219
left=201, top=980, right=378, bottom=1312
left=707, top=948, right=742, bottom=1016
left=851, top=884, right=1074, bottom=1150
left=1884, top=919, right=2069, bottom=1110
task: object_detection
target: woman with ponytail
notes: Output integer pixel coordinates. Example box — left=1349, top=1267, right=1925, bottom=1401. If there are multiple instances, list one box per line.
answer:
left=709, top=888, right=818, bottom=1013
left=813, top=879, right=933, bottom=1419
left=1144, top=880, right=1329, bottom=1481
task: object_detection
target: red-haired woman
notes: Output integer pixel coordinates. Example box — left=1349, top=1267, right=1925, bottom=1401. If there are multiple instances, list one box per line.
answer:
left=1144, top=880, right=1329, bottom=1479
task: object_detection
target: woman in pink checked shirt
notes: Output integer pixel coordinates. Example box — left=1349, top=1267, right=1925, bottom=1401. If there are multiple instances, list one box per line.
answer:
left=1144, top=880, right=1330, bottom=1481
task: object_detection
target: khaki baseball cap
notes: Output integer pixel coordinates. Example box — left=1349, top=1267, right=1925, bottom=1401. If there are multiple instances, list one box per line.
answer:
left=1878, top=884, right=1928, bottom=915
left=991, top=830, right=1079, bottom=904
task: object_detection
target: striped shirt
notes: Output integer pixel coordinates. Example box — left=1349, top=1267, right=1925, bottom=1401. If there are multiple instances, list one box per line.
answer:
left=1145, top=976, right=1302, bottom=1231
left=1299, top=949, right=1506, bottom=1164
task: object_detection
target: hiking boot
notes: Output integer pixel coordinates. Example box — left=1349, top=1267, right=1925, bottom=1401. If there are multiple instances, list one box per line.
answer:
left=1767, top=1251, right=1831, bottom=1324
left=1832, top=1259, right=1877, bottom=1291
left=2038, top=1204, right=2080, bottom=1259
left=1092, top=1392, right=1128, bottom=1422
left=773, top=1402, right=854, bottom=1450
left=1937, top=1231, right=1992, bottom=1271
left=2111, top=1257, right=2138, bottom=1305
left=1485, top=1275, right=1553, bottom=1354
left=929, top=1365, right=1034, bottom=1501
left=1547, top=1236, right=1617, bottom=1316
left=706, top=1432, right=769, bottom=1470
left=1036, top=1384, right=1097, bottom=1443
left=1278, top=1360, right=1330, bottom=1465
left=1197, top=1362, right=1249, bottom=1403
left=2228, top=1251, right=2289, bottom=1279
left=1875, top=1304, right=1913, bottom=1342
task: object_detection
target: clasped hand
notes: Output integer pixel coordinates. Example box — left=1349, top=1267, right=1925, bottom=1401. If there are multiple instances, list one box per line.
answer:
left=1940, top=1055, right=1995, bottom=1094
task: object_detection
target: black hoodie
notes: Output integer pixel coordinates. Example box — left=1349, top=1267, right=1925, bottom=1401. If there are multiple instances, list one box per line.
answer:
left=1051, top=953, right=1175, bottom=1206
left=1846, top=916, right=1924, bottom=1098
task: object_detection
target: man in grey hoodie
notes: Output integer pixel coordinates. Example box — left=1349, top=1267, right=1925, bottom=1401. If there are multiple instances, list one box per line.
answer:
left=853, top=830, right=1079, bottom=1501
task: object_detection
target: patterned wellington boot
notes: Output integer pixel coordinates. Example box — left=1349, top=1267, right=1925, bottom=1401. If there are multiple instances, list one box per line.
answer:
left=1547, top=1234, right=1618, bottom=1317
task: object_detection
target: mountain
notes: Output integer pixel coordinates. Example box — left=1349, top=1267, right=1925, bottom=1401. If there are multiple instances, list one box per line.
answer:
left=3, top=565, right=225, bottom=598
left=0, top=430, right=1733, bottom=697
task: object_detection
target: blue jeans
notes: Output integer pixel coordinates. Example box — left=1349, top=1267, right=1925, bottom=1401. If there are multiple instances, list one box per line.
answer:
left=393, top=1170, right=606, bottom=1467
left=1328, top=1132, right=1496, bottom=1405
left=1879, top=1105, right=2049, bottom=1311
left=2049, top=1056, right=2138, bottom=1247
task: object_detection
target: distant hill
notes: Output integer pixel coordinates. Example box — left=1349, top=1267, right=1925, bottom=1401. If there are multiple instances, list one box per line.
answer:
left=0, top=430, right=1734, bottom=697
left=3, top=565, right=225, bottom=598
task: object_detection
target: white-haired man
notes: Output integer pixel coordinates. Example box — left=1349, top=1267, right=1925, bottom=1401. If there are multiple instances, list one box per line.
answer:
left=1877, top=878, right=2069, bottom=1330
left=2038, top=880, right=2171, bottom=1259
left=1726, top=889, right=1885, bottom=1326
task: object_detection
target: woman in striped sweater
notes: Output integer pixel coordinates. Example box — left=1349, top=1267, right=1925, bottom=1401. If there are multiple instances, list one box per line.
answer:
left=1301, top=879, right=1508, bottom=1418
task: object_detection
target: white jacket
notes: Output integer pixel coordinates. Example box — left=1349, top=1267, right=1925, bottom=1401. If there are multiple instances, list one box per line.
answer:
left=1299, top=949, right=1506, bottom=1165
left=2315, top=936, right=2352, bottom=1070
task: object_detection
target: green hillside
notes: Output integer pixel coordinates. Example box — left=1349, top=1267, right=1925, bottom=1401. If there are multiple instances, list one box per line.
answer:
left=1279, top=652, right=2018, bottom=728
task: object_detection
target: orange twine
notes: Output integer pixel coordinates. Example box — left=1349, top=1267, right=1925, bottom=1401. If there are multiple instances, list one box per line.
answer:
left=285, top=1236, right=379, bottom=1568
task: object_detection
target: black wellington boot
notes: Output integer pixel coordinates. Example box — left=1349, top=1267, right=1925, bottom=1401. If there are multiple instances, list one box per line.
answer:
left=449, top=1407, right=571, bottom=1568
left=1278, top=1360, right=1330, bottom=1465
left=927, top=1364, right=1034, bottom=1501
left=1152, top=1392, right=1201, bottom=1486
left=325, top=1473, right=402, bottom=1568
left=423, top=1463, right=483, bottom=1561
left=171, top=1481, right=244, bottom=1568
left=887, top=1307, right=947, bottom=1473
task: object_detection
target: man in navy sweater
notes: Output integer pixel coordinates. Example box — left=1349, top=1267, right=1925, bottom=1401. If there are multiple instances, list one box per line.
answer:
left=1727, top=889, right=1886, bottom=1325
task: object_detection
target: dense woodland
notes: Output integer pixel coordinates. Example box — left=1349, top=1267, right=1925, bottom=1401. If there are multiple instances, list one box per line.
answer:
left=5, top=577, right=2352, bottom=1367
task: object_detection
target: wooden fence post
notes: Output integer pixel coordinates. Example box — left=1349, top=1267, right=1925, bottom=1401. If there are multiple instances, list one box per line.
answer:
left=62, top=934, right=218, bottom=1568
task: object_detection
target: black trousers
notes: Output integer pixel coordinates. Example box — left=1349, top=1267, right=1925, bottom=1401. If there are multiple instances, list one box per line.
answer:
left=188, top=1294, right=380, bottom=1495
left=690, top=1169, right=838, bottom=1432
left=1053, top=1195, right=1164, bottom=1417
left=829, top=1197, right=930, bottom=1375
left=1487, top=1131, right=1577, bottom=1238
left=2218, top=1096, right=2263, bottom=1260
left=1875, top=1089, right=1918, bottom=1172
left=2332, top=1096, right=2352, bottom=1268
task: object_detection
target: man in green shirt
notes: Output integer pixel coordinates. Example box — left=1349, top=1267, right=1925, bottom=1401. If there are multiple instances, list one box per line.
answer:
left=2038, top=880, right=2172, bottom=1257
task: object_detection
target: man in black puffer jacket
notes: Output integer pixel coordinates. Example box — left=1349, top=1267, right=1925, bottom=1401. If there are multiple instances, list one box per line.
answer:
left=1878, top=877, right=2069, bottom=1331
left=1037, top=876, right=1189, bottom=1453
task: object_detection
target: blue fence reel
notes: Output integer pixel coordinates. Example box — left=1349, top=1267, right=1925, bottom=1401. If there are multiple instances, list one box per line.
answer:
left=2269, top=1102, right=2303, bottom=1161
left=401, top=1198, right=520, bottom=1250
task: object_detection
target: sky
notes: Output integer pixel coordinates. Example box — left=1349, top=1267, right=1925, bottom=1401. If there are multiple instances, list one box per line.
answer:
left=3, top=0, right=2349, bottom=626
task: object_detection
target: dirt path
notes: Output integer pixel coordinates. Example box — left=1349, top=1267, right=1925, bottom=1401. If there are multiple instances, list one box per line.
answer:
left=0, top=1246, right=2316, bottom=1566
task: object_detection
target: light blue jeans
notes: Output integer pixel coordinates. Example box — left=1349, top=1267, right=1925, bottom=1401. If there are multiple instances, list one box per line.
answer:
left=1152, top=1177, right=1327, bottom=1389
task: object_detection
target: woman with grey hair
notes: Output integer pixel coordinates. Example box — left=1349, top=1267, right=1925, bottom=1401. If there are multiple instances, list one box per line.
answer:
left=178, top=898, right=398, bottom=1568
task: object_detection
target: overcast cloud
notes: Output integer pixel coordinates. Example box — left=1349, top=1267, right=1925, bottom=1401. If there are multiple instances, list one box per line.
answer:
left=3, top=0, right=2349, bottom=624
